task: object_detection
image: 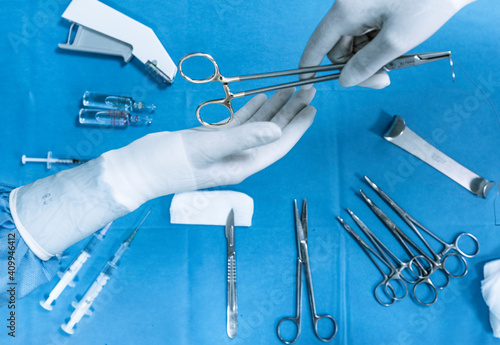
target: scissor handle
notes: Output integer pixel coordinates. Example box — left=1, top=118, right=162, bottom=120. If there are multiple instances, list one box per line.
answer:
left=400, top=256, right=431, bottom=284
left=385, top=276, right=408, bottom=301
left=178, top=52, right=222, bottom=83
left=277, top=317, right=301, bottom=345
left=374, top=280, right=396, bottom=307
left=441, top=252, right=468, bottom=278
left=412, top=279, right=438, bottom=306
left=312, top=314, right=337, bottom=342
left=195, top=98, right=234, bottom=128
left=452, top=232, right=480, bottom=258
left=429, top=268, right=450, bottom=290
left=407, top=255, right=433, bottom=281
left=374, top=277, right=408, bottom=306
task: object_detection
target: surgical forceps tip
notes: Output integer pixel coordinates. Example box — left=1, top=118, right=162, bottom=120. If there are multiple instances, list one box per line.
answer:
left=345, top=209, right=362, bottom=224
left=363, top=175, right=377, bottom=188
left=358, top=190, right=374, bottom=205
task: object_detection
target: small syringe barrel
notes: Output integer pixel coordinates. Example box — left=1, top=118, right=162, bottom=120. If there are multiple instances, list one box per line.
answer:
left=82, top=272, right=111, bottom=307
left=40, top=251, right=91, bottom=310
left=102, top=261, right=118, bottom=278
left=82, top=233, right=103, bottom=255
left=62, top=272, right=111, bottom=334
left=108, top=244, right=128, bottom=267
left=54, top=252, right=90, bottom=297
left=42, top=224, right=111, bottom=311
left=81, top=222, right=111, bottom=255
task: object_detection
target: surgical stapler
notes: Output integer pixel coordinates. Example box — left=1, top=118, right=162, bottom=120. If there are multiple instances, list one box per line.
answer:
left=59, top=0, right=177, bottom=84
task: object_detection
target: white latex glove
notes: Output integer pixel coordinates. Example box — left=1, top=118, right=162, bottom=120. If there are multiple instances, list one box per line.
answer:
left=300, top=0, right=475, bottom=89
left=10, top=87, right=316, bottom=260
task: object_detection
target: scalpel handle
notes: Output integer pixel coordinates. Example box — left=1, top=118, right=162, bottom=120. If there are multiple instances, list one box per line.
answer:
left=227, top=252, right=238, bottom=338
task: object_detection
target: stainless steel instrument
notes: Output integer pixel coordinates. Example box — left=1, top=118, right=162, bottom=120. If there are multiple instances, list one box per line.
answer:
left=225, top=209, right=237, bottom=339
left=384, top=115, right=495, bottom=198
left=179, top=51, right=454, bottom=128
left=277, top=200, right=337, bottom=344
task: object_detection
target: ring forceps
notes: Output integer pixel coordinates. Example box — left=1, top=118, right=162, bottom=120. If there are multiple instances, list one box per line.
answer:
left=179, top=51, right=454, bottom=128
left=277, top=200, right=337, bottom=344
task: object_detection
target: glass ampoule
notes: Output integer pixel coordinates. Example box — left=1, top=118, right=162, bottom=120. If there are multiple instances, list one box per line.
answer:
left=82, top=91, right=156, bottom=113
left=78, top=109, right=153, bottom=127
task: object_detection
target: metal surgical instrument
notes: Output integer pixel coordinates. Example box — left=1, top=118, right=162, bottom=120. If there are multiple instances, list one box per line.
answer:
left=360, top=178, right=480, bottom=305
left=225, top=209, right=237, bottom=339
left=337, top=214, right=409, bottom=306
left=346, top=209, right=428, bottom=284
left=363, top=176, right=479, bottom=300
left=277, top=200, right=337, bottom=344
left=22, top=151, right=89, bottom=169
left=179, top=51, right=454, bottom=128
left=40, top=223, right=112, bottom=311
left=359, top=191, right=445, bottom=305
left=383, top=115, right=495, bottom=198
left=365, top=176, right=480, bottom=261
left=61, top=208, right=152, bottom=334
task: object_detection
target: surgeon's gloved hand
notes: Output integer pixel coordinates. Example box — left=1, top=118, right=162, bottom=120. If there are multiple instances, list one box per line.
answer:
left=10, top=88, right=316, bottom=260
left=300, top=0, right=475, bottom=89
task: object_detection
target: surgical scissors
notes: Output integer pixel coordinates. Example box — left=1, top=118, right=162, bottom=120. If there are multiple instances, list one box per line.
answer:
left=179, top=51, right=454, bottom=128
left=277, top=200, right=337, bottom=344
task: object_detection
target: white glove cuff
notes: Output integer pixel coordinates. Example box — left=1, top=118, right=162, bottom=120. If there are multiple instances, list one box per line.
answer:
left=9, top=187, right=52, bottom=260
left=11, top=157, right=129, bottom=260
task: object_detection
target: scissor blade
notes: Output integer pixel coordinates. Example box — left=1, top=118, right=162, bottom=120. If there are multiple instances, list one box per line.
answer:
left=293, top=200, right=306, bottom=246
left=225, top=209, right=235, bottom=254
left=301, top=199, right=307, bottom=240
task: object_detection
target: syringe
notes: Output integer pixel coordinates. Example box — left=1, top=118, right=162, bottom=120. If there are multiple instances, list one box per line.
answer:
left=22, top=151, right=89, bottom=169
left=61, top=208, right=152, bottom=334
left=39, top=223, right=112, bottom=311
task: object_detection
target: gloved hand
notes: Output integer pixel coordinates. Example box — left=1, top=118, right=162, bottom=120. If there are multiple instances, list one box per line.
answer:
left=10, top=87, right=316, bottom=260
left=300, top=0, right=475, bottom=89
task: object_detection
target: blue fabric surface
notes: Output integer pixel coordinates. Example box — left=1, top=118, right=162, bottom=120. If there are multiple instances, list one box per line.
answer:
left=0, top=185, right=59, bottom=307
left=0, top=0, right=499, bottom=344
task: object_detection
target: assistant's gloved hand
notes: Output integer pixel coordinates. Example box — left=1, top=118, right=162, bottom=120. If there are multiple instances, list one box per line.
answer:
left=300, top=0, right=475, bottom=89
left=10, top=87, right=316, bottom=260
